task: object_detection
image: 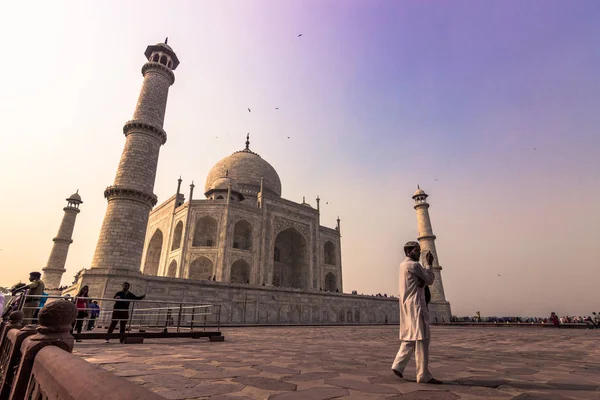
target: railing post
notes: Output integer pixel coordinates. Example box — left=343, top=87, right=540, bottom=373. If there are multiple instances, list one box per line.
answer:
left=127, top=301, right=136, bottom=338
left=0, top=323, right=37, bottom=400
left=164, top=308, right=171, bottom=334
left=8, top=300, right=78, bottom=400
left=176, top=304, right=182, bottom=333
left=217, top=305, right=221, bottom=332
left=190, top=307, right=195, bottom=332
left=0, top=311, right=24, bottom=350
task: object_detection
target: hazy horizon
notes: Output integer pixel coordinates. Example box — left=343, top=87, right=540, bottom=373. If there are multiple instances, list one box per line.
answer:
left=1, top=1, right=599, bottom=318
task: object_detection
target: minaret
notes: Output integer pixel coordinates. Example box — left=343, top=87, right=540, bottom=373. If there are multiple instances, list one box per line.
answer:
left=42, top=191, right=83, bottom=289
left=90, top=39, right=179, bottom=273
left=413, top=186, right=452, bottom=322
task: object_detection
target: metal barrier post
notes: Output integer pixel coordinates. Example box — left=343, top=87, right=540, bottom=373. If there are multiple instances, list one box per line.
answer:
left=190, top=307, right=195, bottom=331
left=127, top=301, right=136, bottom=336
left=164, top=308, right=171, bottom=334
left=16, top=289, right=29, bottom=312
left=217, top=305, right=221, bottom=331
left=176, top=303, right=183, bottom=333
left=203, top=308, right=207, bottom=331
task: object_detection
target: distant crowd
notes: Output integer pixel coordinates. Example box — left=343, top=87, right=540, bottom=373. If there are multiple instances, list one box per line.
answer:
left=452, top=311, right=600, bottom=328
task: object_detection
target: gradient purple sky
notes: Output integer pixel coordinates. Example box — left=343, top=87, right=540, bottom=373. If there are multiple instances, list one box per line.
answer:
left=1, top=1, right=599, bottom=317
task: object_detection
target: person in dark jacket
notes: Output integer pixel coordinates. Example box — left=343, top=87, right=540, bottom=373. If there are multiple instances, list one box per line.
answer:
left=105, top=282, right=145, bottom=343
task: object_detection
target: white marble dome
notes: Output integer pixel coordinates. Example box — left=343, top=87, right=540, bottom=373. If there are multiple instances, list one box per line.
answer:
left=205, top=148, right=281, bottom=197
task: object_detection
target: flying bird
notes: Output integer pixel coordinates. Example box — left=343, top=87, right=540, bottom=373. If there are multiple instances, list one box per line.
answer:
left=298, top=34, right=303, bottom=37
left=287, top=136, right=290, bottom=139
left=248, top=108, right=251, bottom=113
left=497, top=274, right=501, bottom=277
left=275, top=107, right=279, bottom=110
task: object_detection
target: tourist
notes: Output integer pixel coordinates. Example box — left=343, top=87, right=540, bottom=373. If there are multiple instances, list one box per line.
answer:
left=391, top=241, right=442, bottom=384
left=105, top=282, right=145, bottom=343
left=72, top=285, right=90, bottom=340
left=550, top=312, right=560, bottom=328
left=87, top=301, right=100, bottom=331
left=0, top=291, right=4, bottom=315
left=32, top=291, right=49, bottom=324
left=11, top=272, right=45, bottom=323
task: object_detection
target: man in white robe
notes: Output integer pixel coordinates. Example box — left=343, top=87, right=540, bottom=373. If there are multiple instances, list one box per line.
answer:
left=391, top=241, right=442, bottom=384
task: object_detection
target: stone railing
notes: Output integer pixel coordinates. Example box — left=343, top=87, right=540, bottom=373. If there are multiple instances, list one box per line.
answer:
left=0, top=301, right=163, bottom=400
left=24, top=346, right=163, bottom=399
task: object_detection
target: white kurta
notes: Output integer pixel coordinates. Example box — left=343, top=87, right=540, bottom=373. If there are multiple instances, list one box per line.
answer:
left=398, top=257, right=435, bottom=341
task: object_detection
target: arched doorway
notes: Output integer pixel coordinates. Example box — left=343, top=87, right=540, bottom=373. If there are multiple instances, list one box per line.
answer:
left=325, top=272, right=336, bottom=292
left=189, top=256, right=213, bottom=280
left=273, top=227, right=307, bottom=289
left=233, top=220, right=252, bottom=250
left=143, top=229, right=163, bottom=276
left=193, top=216, right=218, bottom=247
left=171, top=221, right=183, bottom=250
left=324, top=241, right=336, bottom=264
left=167, top=260, right=177, bottom=277
left=230, top=259, right=250, bottom=284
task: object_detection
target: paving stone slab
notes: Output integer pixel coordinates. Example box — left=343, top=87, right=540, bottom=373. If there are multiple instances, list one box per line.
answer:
left=453, top=376, right=508, bottom=388
left=193, top=368, right=261, bottom=380
left=159, top=383, right=245, bottom=399
left=268, top=387, right=350, bottom=400
left=254, top=365, right=301, bottom=375
left=283, top=371, right=340, bottom=382
left=233, top=376, right=297, bottom=391
left=324, top=378, right=399, bottom=394
left=386, top=390, right=461, bottom=399
left=138, top=373, right=201, bottom=388
left=511, top=393, right=572, bottom=400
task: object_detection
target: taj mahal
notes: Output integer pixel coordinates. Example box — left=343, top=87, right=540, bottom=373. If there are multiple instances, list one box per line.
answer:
left=141, top=134, right=343, bottom=293
left=42, top=39, right=452, bottom=324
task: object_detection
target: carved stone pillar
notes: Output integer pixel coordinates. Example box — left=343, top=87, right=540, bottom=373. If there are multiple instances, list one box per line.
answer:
left=9, top=300, right=78, bottom=400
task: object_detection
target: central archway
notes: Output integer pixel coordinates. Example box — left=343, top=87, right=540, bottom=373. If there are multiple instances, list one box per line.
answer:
left=273, top=227, right=308, bottom=289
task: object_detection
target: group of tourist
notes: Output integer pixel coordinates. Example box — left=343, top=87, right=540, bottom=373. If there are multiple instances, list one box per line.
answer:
left=1, top=274, right=147, bottom=344
left=453, top=313, right=600, bottom=328
left=71, top=285, right=101, bottom=338
left=70, top=282, right=146, bottom=343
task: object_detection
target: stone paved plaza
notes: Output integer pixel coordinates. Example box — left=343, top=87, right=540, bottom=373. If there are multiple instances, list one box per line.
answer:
left=74, top=326, right=600, bottom=399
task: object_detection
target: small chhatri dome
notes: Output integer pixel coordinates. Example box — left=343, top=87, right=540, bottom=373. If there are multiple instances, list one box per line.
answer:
left=144, top=38, right=180, bottom=69
left=67, top=189, right=82, bottom=203
left=204, top=172, right=244, bottom=201
left=412, top=185, right=428, bottom=200
left=205, top=135, right=282, bottom=197
left=210, top=176, right=239, bottom=192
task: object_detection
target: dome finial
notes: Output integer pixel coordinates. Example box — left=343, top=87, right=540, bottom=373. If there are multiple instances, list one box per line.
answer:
left=245, top=133, right=250, bottom=150
left=165, top=37, right=168, bottom=44
left=417, top=184, right=420, bottom=190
